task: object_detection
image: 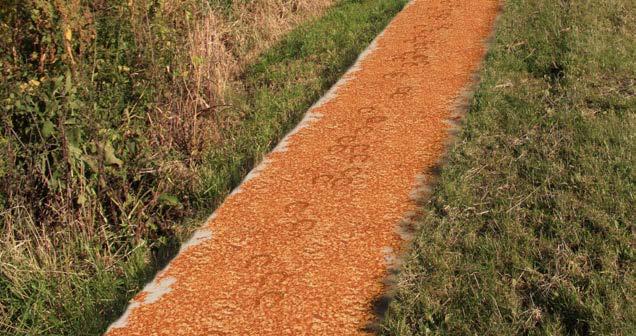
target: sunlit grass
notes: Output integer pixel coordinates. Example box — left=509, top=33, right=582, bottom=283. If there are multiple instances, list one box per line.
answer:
left=381, top=0, right=635, bottom=334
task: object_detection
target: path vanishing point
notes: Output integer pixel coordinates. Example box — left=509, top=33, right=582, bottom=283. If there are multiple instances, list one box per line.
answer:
left=106, top=0, right=499, bottom=334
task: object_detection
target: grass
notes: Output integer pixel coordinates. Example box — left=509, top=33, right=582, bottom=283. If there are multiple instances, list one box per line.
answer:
left=0, top=0, right=408, bottom=334
left=380, top=0, right=635, bottom=335
left=195, top=0, right=410, bottom=210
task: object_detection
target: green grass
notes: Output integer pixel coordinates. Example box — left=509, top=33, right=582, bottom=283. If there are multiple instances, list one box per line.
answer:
left=194, top=0, right=409, bottom=210
left=380, top=0, right=635, bottom=335
left=0, top=0, right=408, bottom=334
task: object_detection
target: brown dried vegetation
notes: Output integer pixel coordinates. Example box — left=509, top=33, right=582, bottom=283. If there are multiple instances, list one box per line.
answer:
left=0, top=0, right=332, bottom=333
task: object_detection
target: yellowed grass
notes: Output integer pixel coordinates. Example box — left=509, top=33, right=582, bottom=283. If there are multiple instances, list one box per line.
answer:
left=0, top=1, right=333, bottom=332
left=147, top=0, right=334, bottom=162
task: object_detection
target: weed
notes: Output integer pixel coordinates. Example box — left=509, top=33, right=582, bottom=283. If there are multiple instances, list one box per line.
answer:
left=0, top=0, right=408, bottom=334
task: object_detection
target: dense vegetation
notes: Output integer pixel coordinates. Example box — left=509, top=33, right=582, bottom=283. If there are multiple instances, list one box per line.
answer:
left=381, top=0, right=635, bottom=334
left=0, top=0, right=409, bottom=334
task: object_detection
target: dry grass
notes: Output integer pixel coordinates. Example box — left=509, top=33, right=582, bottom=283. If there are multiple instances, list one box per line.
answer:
left=149, top=0, right=334, bottom=162
left=1, top=0, right=334, bottom=334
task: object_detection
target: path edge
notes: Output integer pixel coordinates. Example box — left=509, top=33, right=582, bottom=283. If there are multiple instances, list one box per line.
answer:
left=104, top=1, right=414, bottom=332
left=364, top=1, right=506, bottom=332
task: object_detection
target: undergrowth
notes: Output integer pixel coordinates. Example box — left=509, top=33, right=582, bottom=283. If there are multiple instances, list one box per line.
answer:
left=381, top=0, right=635, bottom=335
left=0, top=0, right=407, bottom=334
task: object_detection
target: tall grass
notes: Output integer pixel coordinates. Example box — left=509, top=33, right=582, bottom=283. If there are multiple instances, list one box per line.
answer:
left=1, top=0, right=409, bottom=334
left=381, top=0, right=635, bottom=334
left=0, top=0, right=334, bottom=334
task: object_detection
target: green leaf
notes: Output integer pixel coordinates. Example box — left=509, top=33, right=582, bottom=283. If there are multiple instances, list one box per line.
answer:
left=65, top=71, right=74, bottom=94
left=68, top=143, right=82, bottom=158
left=158, top=194, right=182, bottom=207
left=103, top=141, right=123, bottom=167
left=81, top=155, right=99, bottom=173
left=41, top=120, right=56, bottom=138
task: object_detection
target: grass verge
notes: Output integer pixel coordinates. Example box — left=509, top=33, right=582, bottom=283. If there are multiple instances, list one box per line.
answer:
left=0, top=0, right=408, bottom=334
left=194, top=0, right=410, bottom=213
left=381, top=0, right=635, bottom=335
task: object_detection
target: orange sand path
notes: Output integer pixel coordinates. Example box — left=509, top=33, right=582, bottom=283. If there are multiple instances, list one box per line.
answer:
left=106, top=0, right=499, bottom=334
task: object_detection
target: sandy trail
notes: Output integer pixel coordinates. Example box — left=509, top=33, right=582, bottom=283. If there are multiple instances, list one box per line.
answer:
left=105, top=0, right=499, bottom=334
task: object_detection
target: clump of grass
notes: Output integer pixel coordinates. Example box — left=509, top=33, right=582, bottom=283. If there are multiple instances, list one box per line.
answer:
left=0, top=0, right=408, bottom=334
left=381, top=0, right=635, bottom=335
